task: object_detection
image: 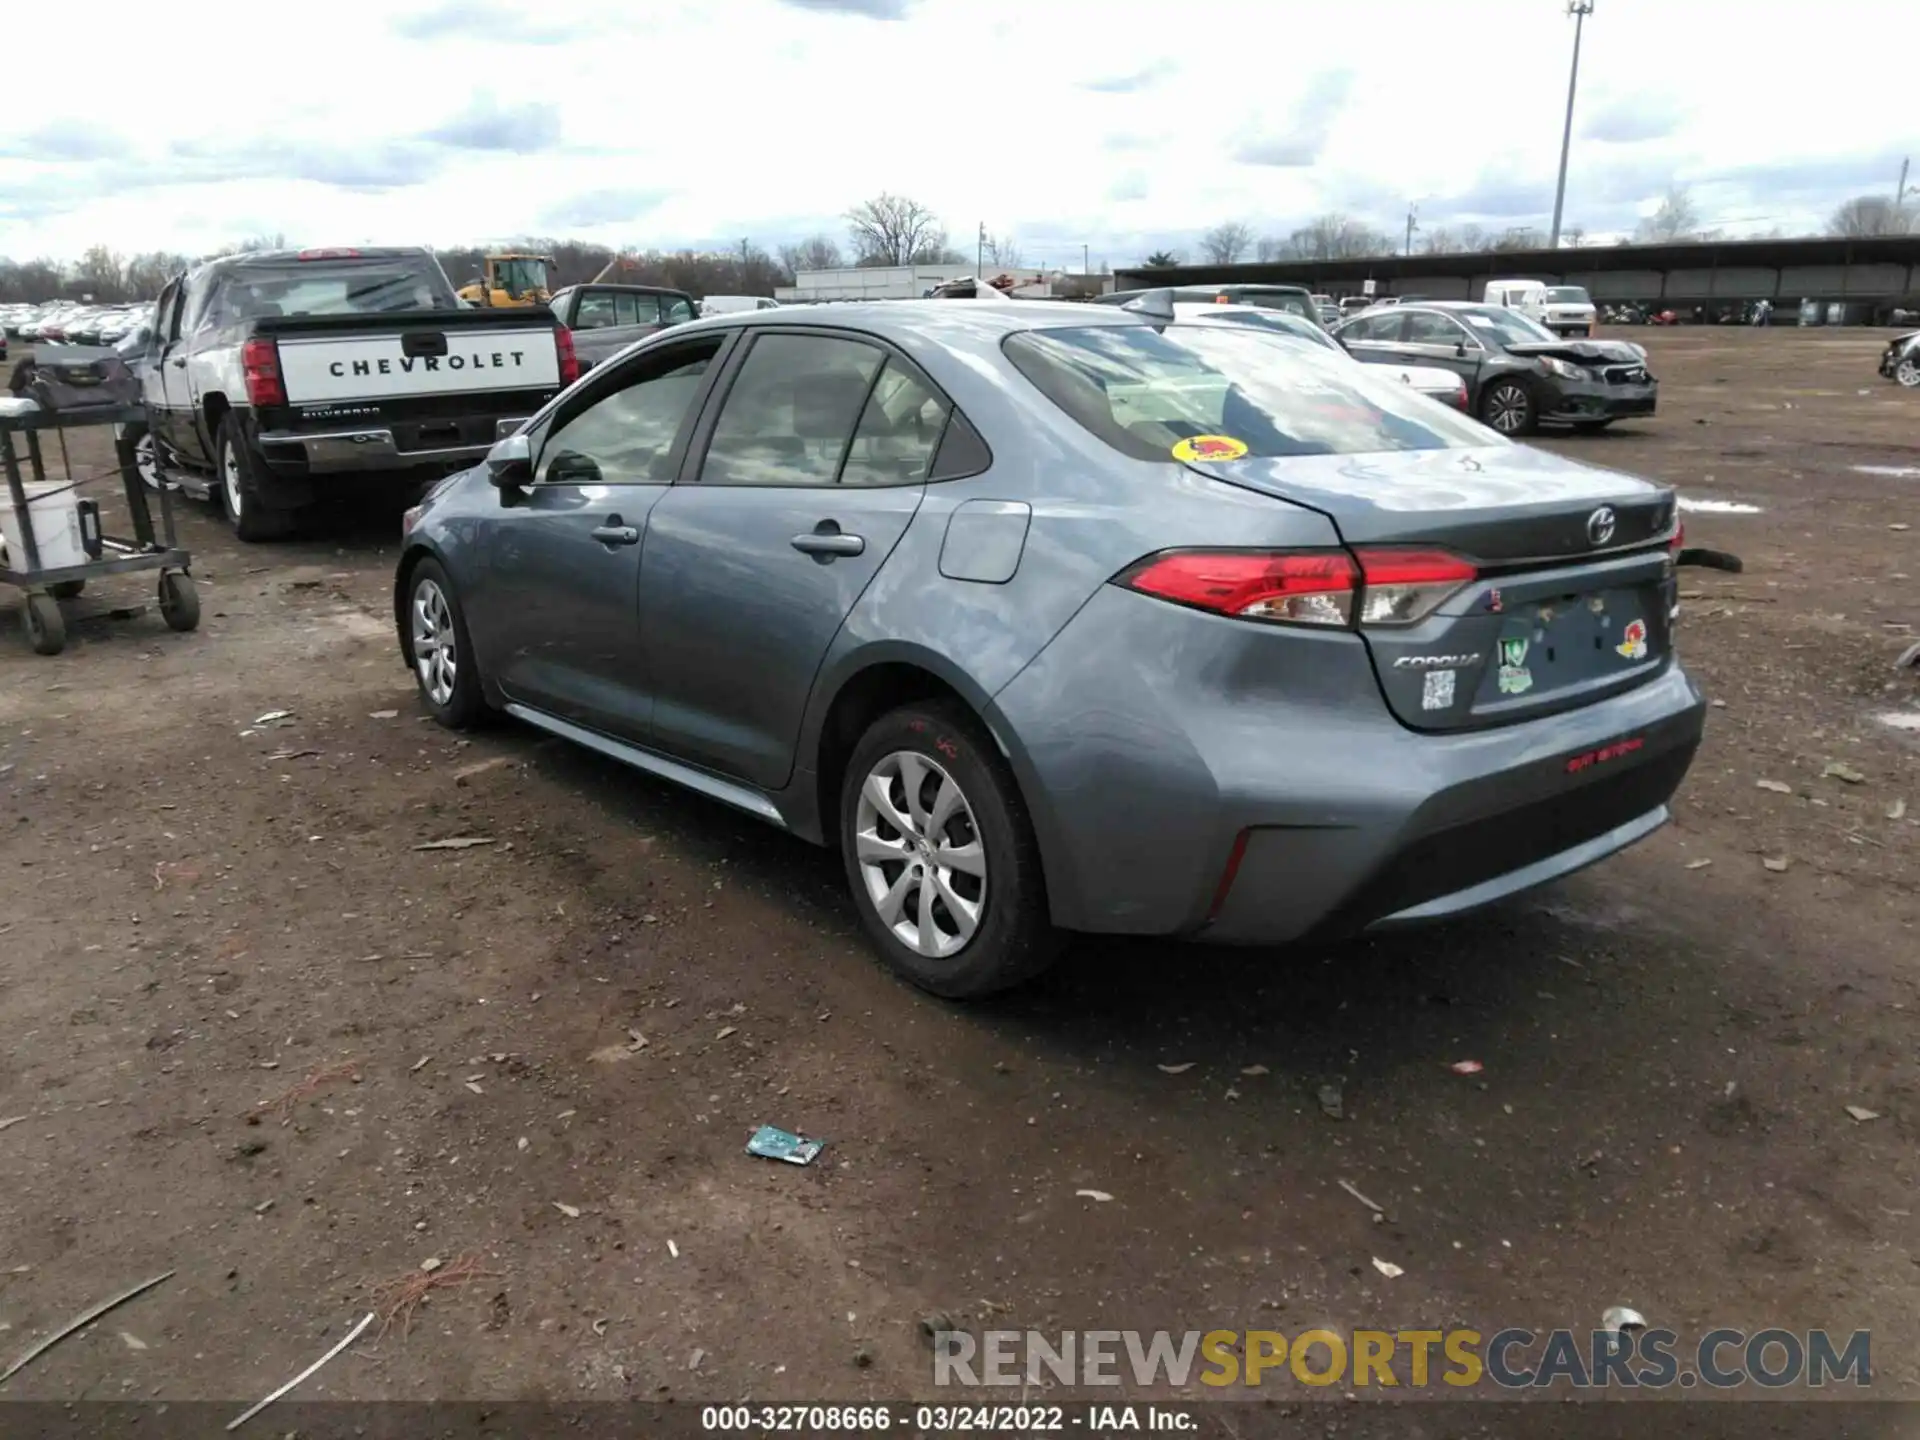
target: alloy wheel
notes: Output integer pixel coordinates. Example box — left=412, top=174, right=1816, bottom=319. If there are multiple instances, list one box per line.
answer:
left=134, top=431, right=167, bottom=491
left=1897, top=358, right=1920, bottom=389
left=853, top=750, right=986, bottom=960
left=1486, top=384, right=1529, bottom=433
left=222, top=440, right=243, bottom=518
left=411, top=578, right=458, bottom=707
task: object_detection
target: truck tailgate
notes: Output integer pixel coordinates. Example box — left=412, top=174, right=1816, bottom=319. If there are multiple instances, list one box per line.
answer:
left=276, top=327, right=560, bottom=405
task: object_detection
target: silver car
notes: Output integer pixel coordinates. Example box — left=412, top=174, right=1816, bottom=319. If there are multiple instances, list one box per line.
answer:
left=395, top=301, right=1705, bottom=996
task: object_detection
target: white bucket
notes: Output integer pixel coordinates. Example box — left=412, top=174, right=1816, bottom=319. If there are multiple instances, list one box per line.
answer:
left=0, top=482, right=89, bottom=573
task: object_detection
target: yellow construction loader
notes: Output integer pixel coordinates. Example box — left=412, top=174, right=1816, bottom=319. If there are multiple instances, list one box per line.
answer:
left=456, top=252, right=553, bottom=308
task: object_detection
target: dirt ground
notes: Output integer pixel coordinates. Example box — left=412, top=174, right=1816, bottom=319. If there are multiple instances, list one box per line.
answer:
left=0, top=327, right=1915, bottom=1419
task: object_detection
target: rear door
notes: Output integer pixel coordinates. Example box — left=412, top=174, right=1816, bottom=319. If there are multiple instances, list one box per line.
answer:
left=471, top=332, right=732, bottom=742
left=639, top=329, right=944, bottom=789
left=1400, top=310, right=1487, bottom=389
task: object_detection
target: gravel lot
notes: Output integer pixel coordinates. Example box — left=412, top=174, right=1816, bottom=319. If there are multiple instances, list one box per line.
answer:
left=0, top=326, right=1914, bottom=1420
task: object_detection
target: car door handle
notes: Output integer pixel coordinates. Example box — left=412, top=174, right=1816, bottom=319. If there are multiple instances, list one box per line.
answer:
left=169, top=358, right=185, bottom=368
left=590, top=523, right=640, bottom=546
left=791, top=529, right=865, bottom=558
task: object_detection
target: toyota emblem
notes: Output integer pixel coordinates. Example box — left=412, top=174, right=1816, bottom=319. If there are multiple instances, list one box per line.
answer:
left=1586, top=505, right=1617, bottom=546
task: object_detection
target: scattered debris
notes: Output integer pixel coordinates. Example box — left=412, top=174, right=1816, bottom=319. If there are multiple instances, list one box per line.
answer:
left=1316, top=1082, right=1345, bottom=1120
left=1602, top=1306, right=1647, bottom=1335
left=588, top=1043, right=637, bottom=1064
left=919, top=1312, right=960, bottom=1348
left=746, top=1125, right=825, bottom=1166
left=1844, top=1105, right=1881, bottom=1123
left=251, top=710, right=293, bottom=726
left=1822, top=762, right=1867, bottom=785
left=1762, top=856, right=1791, bottom=872
left=1889, top=799, right=1908, bottom=821
left=453, top=756, right=513, bottom=782
left=413, top=836, right=496, bottom=851
left=420, top=1258, right=444, bottom=1274
left=251, top=1060, right=361, bottom=1121
left=409, top=1056, right=431, bottom=1074
left=854, top=1346, right=874, bottom=1368
left=119, top=1332, right=148, bottom=1351
left=668, top=1240, right=680, bottom=1259
left=688, top=1348, right=704, bottom=1371
left=368, top=709, right=400, bottom=720
left=253, top=1199, right=275, bottom=1215
left=517, top=1137, right=529, bottom=1152
left=1755, top=779, right=1793, bottom=794
left=1074, top=1189, right=1114, bottom=1203
left=0, top=1270, right=176, bottom=1386
left=225, top=1311, right=374, bottom=1431
left=1371, top=1258, right=1404, bottom=1280
left=463, top=1081, right=483, bottom=1096
left=553, top=1202, right=581, bottom=1219
left=1897, top=642, right=1920, bottom=671
left=591, top=1317, right=608, bottom=1336
left=1685, top=858, right=1713, bottom=870
left=1240, top=1065, right=1270, bottom=1077
left=1449, top=1060, right=1484, bottom=1076
left=372, top=1253, right=497, bottom=1338
left=1156, top=1063, right=1195, bottom=1075
left=0, top=1116, right=26, bottom=1133
left=1338, top=1179, right=1384, bottom=1215
left=626, top=1029, right=648, bottom=1052
left=715, top=1026, right=738, bottom=1041
left=267, top=749, right=322, bottom=762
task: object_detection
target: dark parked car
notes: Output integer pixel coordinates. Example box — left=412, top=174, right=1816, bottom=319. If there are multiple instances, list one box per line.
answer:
left=547, top=283, right=698, bottom=371
left=1094, top=284, right=1319, bottom=323
left=1335, top=302, right=1656, bottom=435
left=1881, top=328, right=1920, bottom=388
left=395, top=302, right=1702, bottom=997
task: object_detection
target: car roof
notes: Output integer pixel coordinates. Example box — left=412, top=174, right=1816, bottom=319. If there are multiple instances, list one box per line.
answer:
left=668, top=299, right=1147, bottom=347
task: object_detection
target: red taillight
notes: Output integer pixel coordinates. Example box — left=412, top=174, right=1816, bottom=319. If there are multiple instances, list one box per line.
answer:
left=297, top=248, right=361, bottom=261
left=1352, top=547, right=1477, bottom=625
left=555, top=326, right=580, bottom=386
left=1452, top=380, right=1469, bottom=411
left=1670, top=519, right=1685, bottom=552
left=242, top=337, right=285, bottom=407
left=1120, top=550, right=1358, bottom=626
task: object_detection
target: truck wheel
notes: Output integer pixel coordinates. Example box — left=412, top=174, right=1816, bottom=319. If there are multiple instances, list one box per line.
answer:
left=217, top=418, right=297, bottom=543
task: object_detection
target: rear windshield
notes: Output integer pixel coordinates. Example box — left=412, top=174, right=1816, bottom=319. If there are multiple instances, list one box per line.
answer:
left=1544, top=286, right=1592, bottom=304
left=1198, top=308, right=1341, bottom=351
left=214, top=258, right=459, bottom=323
left=1216, top=288, right=1315, bottom=320
left=1003, top=325, right=1497, bottom=461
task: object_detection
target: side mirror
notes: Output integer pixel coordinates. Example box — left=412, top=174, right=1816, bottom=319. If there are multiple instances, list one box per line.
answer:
left=486, top=432, right=533, bottom=490
left=1456, top=341, right=1470, bottom=357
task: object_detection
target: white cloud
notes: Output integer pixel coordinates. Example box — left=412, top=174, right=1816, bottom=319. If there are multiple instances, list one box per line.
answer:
left=0, top=0, right=1906, bottom=269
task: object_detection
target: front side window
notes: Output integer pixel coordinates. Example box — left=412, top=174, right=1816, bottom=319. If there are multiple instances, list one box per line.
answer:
left=1003, top=324, right=1497, bottom=461
left=1457, top=306, right=1557, bottom=346
left=537, top=340, right=721, bottom=486
left=698, top=333, right=885, bottom=486
left=1404, top=311, right=1472, bottom=347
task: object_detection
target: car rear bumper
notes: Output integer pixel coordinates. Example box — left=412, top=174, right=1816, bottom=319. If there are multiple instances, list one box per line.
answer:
left=257, top=416, right=529, bottom=476
left=990, top=584, right=1705, bottom=942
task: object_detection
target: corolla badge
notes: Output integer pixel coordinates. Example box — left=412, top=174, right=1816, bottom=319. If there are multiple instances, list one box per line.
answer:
left=1395, top=653, right=1480, bottom=668
left=1586, top=505, right=1617, bottom=546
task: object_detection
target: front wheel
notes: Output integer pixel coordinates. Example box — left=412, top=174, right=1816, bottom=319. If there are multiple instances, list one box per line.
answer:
left=1896, top=356, right=1920, bottom=389
left=1480, top=379, right=1538, bottom=435
left=405, top=557, right=488, bottom=728
left=838, top=703, right=1057, bottom=998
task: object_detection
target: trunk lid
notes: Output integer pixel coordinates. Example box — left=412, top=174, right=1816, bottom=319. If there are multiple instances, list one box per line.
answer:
left=261, top=312, right=562, bottom=406
left=1182, top=445, right=1679, bottom=731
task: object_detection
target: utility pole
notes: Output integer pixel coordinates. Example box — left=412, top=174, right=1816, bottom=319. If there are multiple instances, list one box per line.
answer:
left=1404, top=204, right=1419, bottom=256
left=1896, top=157, right=1912, bottom=213
left=1548, top=0, right=1595, bottom=249
left=977, top=222, right=985, bottom=276
left=1083, top=243, right=1090, bottom=273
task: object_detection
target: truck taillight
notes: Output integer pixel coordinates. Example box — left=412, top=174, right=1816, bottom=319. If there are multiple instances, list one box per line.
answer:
left=555, top=326, right=581, bottom=386
left=242, top=338, right=285, bottom=408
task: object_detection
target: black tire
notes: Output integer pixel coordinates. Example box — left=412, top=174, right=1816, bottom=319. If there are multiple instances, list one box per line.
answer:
left=1479, top=378, right=1538, bottom=436
left=23, top=592, right=65, bottom=655
left=158, top=571, right=200, bottom=632
left=217, top=417, right=298, bottom=542
left=127, top=424, right=172, bottom=492
left=48, top=579, right=84, bottom=599
left=837, top=701, right=1057, bottom=998
left=403, top=557, right=488, bottom=729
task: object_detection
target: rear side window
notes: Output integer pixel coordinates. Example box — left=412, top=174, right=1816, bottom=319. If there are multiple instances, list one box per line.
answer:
left=840, top=361, right=950, bottom=487
left=617, top=292, right=663, bottom=326
left=574, top=291, right=617, bottom=329
left=1003, top=325, right=1496, bottom=461
left=662, top=294, right=697, bottom=324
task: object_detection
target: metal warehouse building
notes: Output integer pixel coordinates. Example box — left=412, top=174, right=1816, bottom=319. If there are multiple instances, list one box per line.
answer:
left=1115, top=234, right=1920, bottom=322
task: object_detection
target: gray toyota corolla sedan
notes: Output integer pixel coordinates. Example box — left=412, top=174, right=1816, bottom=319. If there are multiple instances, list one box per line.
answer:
left=394, top=298, right=1705, bottom=997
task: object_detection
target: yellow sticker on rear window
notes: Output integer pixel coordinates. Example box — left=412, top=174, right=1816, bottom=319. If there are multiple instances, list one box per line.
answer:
left=1171, top=434, right=1249, bottom=463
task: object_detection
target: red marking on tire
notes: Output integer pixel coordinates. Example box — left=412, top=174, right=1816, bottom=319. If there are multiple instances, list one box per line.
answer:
left=935, top=737, right=959, bottom=759
left=908, top=719, right=928, bottom=732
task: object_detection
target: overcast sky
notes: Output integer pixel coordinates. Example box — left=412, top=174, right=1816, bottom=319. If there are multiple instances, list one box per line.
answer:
left=1, top=0, right=1911, bottom=268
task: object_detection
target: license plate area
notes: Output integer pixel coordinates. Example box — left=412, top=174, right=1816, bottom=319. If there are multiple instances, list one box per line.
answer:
left=1478, top=584, right=1661, bottom=705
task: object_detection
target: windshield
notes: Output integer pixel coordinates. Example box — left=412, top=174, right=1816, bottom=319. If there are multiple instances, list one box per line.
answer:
left=1003, top=325, right=1496, bottom=461
left=1543, top=286, right=1591, bottom=305
left=498, top=258, right=548, bottom=297
left=219, top=259, right=457, bottom=321
left=1455, top=306, right=1557, bottom=346
left=1196, top=309, right=1341, bottom=351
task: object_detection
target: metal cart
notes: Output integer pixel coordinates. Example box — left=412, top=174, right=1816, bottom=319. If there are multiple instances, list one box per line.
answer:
left=0, top=400, right=199, bottom=656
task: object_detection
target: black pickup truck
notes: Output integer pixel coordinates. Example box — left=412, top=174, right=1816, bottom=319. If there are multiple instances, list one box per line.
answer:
left=123, top=247, right=578, bottom=540
left=547, top=282, right=698, bottom=370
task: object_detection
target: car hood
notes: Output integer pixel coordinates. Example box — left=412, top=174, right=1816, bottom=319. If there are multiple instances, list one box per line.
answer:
left=1504, top=339, right=1646, bottom=364
left=1180, top=443, right=1674, bottom=563
left=1890, top=330, right=1920, bottom=349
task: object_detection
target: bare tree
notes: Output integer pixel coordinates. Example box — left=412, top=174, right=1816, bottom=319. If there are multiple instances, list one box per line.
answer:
left=1283, top=213, right=1396, bottom=261
left=779, top=235, right=844, bottom=275
left=1564, top=225, right=1588, bottom=248
left=1636, top=185, right=1702, bottom=243
left=845, top=192, right=948, bottom=267
left=1419, top=226, right=1459, bottom=255
left=1829, top=194, right=1913, bottom=237
left=1198, top=221, right=1255, bottom=264
left=981, top=232, right=1024, bottom=268
left=1455, top=223, right=1489, bottom=252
